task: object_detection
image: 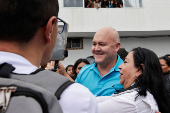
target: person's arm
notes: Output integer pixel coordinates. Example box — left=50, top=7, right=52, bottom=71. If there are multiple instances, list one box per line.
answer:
left=99, top=2, right=101, bottom=8
left=59, top=83, right=99, bottom=113
left=96, top=96, right=111, bottom=103
left=96, top=92, right=159, bottom=113
left=57, top=61, right=74, bottom=82
left=90, top=1, right=94, bottom=8
left=97, top=96, right=137, bottom=113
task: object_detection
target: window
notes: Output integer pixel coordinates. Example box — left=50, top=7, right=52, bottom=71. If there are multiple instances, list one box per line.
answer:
left=124, top=0, right=142, bottom=7
left=66, top=38, right=83, bottom=50
left=63, top=0, right=84, bottom=7
left=85, top=0, right=124, bottom=8
left=63, top=0, right=142, bottom=8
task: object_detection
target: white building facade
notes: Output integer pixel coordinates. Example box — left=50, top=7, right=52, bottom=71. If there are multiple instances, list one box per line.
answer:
left=58, top=0, right=170, bottom=67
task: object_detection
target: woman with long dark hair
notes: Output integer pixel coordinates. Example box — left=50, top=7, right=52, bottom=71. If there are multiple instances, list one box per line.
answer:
left=96, top=47, right=170, bottom=113
left=57, top=58, right=90, bottom=81
left=159, top=54, right=170, bottom=97
left=72, top=58, right=90, bottom=80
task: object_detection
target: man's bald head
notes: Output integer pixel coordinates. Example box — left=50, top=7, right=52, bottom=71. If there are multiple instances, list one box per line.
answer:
left=94, top=27, right=120, bottom=43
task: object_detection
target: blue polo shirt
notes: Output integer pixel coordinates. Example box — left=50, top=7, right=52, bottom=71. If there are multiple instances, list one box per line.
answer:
left=75, top=55, right=124, bottom=96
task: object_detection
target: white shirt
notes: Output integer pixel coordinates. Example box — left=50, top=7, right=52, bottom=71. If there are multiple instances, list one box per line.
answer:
left=96, top=88, right=158, bottom=113
left=0, top=51, right=99, bottom=113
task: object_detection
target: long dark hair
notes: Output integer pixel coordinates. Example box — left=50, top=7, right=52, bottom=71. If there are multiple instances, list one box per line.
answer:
left=73, top=58, right=90, bottom=77
left=132, top=47, right=170, bottom=113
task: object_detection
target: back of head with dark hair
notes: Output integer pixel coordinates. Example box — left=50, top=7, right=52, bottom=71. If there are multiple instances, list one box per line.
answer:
left=117, top=48, right=128, bottom=61
left=132, top=47, right=170, bottom=113
left=0, top=0, right=59, bottom=43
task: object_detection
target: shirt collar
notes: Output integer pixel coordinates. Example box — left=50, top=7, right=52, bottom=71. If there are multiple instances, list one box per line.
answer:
left=111, top=55, right=123, bottom=72
left=90, top=55, right=123, bottom=72
left=0, top=51, right=38, bottom=74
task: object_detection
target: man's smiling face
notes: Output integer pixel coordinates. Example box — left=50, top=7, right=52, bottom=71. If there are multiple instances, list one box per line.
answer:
left=92, top=29, right=117, bottom=65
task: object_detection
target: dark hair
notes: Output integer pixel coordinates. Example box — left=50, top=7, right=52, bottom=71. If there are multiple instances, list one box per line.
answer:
left=73, top=58, right=90, bottom=76
left=0, top=0, right=59, bottom=43
left=159, top=55, right=170, bottom=67
left=165, top=54, right=170, bottom=57
left=117, top=48, right=128, bottom=61
left=65, top=65, right=73, bottom=72
left=132, top=47, right=170, bottom=113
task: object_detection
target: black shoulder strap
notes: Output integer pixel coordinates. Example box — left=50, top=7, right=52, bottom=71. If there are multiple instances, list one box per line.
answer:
left=0, top=63, right=15, bottom=78
left=12, top=86, right=49, bottom=113
left=30, top=68, right=45, bottom=74
left=55, top=80, right=74, bottom=100
left=0, top=85, right=49, bottom=113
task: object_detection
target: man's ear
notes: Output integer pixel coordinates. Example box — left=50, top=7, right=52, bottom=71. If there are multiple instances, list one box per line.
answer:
left=115, top=42, right=121, bottom=52
left=44, top=16, right=57, bottom=44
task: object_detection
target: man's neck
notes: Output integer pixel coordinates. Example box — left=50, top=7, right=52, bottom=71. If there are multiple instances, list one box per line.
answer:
left=97, top=57, right=118, bottom=78
left=0, top=41, right=42, bottom=68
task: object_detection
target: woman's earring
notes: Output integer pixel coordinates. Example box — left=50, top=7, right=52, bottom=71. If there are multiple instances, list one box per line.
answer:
left=135, top=78, right=139, bottom=84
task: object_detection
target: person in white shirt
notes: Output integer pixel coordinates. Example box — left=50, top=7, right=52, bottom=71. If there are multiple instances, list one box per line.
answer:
left=0, top=0, right=99, bottom=113
left=96, top=47, right=170, bottom=113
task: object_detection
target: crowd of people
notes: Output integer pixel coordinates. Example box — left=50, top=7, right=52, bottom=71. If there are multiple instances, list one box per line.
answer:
left=64, top=48, right=128, bottom=81
left=0, top=0, right=169, bottom=113
left=56, top=27, right=170, bottom=113
left=85, top=0, right=123, bottom=8
left=65, top=58, right=90, bottom=80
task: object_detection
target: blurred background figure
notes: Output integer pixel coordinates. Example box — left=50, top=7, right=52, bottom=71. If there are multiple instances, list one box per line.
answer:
left=166, top=54, right=170, bottom=59
left=109, top=0, right=116, bottom=8
left=114, top=0, right=120, bottom=8
left=73, top=58, right=90, bottom=80
left=86, top=56, right=95, bottom=64
left=43, top=61, right=55, bottom=70
left=42, top=61, right=59, bottom=72
left=65, top=65, right=75, bottom=78
left=159, top=55, right=170, bottom=96
left=159, top=55, right=170, bottom=74
left=119, top=2, right=123, bottom=8
left=94, top=0, right=101, bottom=9
left=101, top=0, right=109, bottom=8
left=85, top=0, right=94, bottom=8
left=117, top=48, right=128, bottom=61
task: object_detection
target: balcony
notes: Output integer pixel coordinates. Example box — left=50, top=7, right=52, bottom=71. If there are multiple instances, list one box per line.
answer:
left=59, top=0, right=170, bottom=37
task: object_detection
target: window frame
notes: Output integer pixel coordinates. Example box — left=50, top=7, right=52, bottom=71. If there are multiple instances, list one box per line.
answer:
left=66, top=38, right=83, bottom=50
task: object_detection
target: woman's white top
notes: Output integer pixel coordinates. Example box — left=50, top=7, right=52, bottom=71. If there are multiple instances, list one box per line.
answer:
left=96, top=88, right=158, bottom=113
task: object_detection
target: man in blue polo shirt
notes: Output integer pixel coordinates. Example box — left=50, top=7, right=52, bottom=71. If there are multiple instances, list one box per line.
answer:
left=75, top=27, right=124, bottom=96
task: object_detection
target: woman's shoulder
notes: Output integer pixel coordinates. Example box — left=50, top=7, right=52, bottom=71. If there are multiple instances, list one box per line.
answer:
left=97, top=88, right=158, bottom=113
left=112, top=88, right=138, bottom=98
left=111, top=88, right=158, bottom=112
left=139, top=91, right=159, bottom=112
